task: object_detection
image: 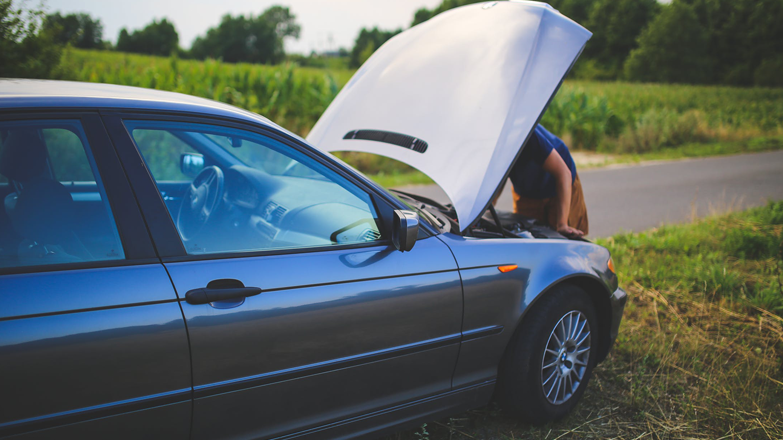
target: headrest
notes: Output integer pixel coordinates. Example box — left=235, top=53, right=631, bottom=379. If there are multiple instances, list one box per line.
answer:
left=0, top=129, right=49, bottom=183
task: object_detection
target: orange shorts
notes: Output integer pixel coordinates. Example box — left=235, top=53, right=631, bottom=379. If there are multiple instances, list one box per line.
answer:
left=512, top=173, right=589, bottom=235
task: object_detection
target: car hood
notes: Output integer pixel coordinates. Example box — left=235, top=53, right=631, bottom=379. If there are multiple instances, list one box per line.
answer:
left=306, top=1, right=591, bottom=231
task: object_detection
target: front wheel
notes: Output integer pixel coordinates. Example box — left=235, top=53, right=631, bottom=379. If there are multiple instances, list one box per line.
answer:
left=498, top=284, right=598, bottom=423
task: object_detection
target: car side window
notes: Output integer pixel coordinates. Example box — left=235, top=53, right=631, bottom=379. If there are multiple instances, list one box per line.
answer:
left=133, top=129, right=199, bottom=181
left=0, top=120, right=125, bottom=269
left=124, top=120, right=384, bottom=255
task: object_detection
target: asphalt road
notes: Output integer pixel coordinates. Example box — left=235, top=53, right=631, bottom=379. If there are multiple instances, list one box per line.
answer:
left=399, top=151, right=783, bottom=237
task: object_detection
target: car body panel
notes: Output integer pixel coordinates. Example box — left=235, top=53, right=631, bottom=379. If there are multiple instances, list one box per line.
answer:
left=0, top=265, right=192, bottom=437
left=165, top=235, right=462, bottom=439
left=307, top=1, right=591, bottom=230
left=434, top=233, right=615, bottom=387
left=8, top=402, right=191, bottom=440
left=192, top=346, right=461, bottom=440
left=0, top=265, right=181, bottom=319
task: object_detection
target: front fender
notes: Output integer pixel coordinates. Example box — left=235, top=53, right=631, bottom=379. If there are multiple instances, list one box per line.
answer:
left=436, top=233, right=616, bottom=388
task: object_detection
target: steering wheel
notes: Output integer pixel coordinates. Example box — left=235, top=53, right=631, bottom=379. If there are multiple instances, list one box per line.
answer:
left=177, top=166, right=224, bottom=241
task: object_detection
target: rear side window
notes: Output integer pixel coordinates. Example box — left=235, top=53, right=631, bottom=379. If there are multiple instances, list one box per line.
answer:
left=0, top=120, right=124, bottom=269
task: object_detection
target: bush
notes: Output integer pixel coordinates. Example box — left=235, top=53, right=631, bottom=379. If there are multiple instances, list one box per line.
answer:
left=753, top=201, right=783, bottom=225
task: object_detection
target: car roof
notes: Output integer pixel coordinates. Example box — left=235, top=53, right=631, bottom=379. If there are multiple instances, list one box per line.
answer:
left=0, top=78, right=283, bottom=132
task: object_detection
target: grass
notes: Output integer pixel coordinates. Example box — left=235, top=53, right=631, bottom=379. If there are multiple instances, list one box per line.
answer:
left=573, top=136, right=783, bottom=170
left=382, top=201, right=783, bottom=439
left=548, top=82, right=783, bottom=152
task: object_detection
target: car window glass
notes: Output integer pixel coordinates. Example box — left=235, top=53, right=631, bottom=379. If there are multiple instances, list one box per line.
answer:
left=205, top=134, right=320, bottom=178
left=133, top=129, right=199, bottom=181
left=124, top=120, right=384, bottom=255
left=0, top=120, right=125, bottom=269
left=43, top=128, right=95, bottom=182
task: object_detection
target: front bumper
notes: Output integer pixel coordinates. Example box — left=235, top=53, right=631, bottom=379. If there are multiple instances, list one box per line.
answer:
left=607, top=287, right=627, bottom=352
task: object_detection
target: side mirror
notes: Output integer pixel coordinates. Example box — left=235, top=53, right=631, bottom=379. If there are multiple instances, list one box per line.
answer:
left=392, top=210, right=419, bottom=252
left=180, top=153, right=205, bottom=178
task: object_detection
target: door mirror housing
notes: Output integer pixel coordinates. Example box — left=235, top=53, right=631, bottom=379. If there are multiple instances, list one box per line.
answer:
left=180, top=153, right=205, bottom=178
left=392, top=210, right=419, bottom=252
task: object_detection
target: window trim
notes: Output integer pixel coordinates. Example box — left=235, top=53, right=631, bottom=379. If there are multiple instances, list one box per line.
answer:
left=0, top=111, right=158, bottom=275
left=102, top=110, right=433, bottom=263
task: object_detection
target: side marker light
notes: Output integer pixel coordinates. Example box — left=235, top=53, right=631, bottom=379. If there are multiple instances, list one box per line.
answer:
left=498, top=265, right=518, bottom=273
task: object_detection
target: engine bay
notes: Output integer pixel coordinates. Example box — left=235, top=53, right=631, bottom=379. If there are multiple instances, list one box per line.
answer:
left=390, top=190, right=570, bottom=240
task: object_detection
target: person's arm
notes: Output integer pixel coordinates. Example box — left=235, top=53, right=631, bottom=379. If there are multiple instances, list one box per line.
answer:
left=542, top=149, right=584, bottom=238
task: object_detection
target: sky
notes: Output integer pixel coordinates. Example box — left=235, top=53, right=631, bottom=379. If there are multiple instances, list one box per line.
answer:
left=43, top=0, right=444, bottom=54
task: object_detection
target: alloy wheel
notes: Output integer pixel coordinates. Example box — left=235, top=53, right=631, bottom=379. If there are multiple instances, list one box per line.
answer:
left=540, top=310, right=591, bottom=405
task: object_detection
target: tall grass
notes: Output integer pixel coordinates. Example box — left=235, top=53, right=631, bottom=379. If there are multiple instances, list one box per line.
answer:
left=544, top=82, right=783, bottom=153
left=56, top=49, right=352, bottom=136
left=54, top=49, right=783, bottom=174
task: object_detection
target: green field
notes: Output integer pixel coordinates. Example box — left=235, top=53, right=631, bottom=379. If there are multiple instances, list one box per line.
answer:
left=56, top=49, right=783, bottom=183
left=57, top=49, right=353, bottom=136
left=381, top=202, right=783, bottom=440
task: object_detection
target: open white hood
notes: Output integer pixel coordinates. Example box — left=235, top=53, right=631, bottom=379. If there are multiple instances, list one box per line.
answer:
left=307, top=1, right=591, bottom=231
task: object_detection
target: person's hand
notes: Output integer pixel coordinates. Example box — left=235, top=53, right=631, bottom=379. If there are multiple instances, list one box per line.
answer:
left=556, top=223, right=584, bottom=238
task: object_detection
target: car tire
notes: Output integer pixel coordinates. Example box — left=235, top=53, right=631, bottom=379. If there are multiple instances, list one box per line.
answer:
left=498, top=283, right=598, bottom=423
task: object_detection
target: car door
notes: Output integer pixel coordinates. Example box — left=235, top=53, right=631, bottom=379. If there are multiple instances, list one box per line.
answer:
left=0, top=113, right=191, bottom=438
left=103, top=113, right=463, bottom=440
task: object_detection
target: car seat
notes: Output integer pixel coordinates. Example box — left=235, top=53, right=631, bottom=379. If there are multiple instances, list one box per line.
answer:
left=0, top=129, right=92, bottom=264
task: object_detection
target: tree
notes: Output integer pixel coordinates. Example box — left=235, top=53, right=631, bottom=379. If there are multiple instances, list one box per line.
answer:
left=44, top=12, right=103, bottom=49
left=681, top=0, right=783, bottom=86
left=411, top=8, right=433, bottom=27
left=190, top=6, right=300, bottom=64
left=624, top=1, right=712, bottom=84
left=582, top=0, right=659, bottom=77
left=547, top=0, right=597, bottom=26
left=0, top=0, right=61, bottom=78
left=348, top=27, right=400, bottom=68
left=116, top=18, right=178, bottom=56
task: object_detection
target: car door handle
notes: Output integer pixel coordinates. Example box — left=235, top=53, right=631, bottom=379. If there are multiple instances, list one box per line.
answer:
left=185, top=279, right=262, bottom=305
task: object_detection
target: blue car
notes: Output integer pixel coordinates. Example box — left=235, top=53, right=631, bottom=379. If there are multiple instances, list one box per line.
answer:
left=0, top=2, right=625, bottom=439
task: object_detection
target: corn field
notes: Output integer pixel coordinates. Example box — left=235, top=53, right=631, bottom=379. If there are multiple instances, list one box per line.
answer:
left=57, top=49, right=783, bottom=155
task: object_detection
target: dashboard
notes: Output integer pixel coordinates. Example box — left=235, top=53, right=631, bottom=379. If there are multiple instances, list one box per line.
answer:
left=197, top=165, right=384, bottom=253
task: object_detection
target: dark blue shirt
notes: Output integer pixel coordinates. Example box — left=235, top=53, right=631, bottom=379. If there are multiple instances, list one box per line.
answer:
left=509, top=125, right=577, bottom=199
